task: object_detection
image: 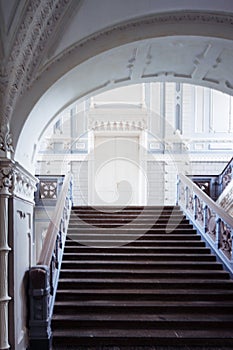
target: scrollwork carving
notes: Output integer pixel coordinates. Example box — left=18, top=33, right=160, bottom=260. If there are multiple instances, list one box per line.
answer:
left=0, top=124, right=14, bottom=153
left=0, top=160, right=37, bottom=200
left=2, top=0, right=73, bottom=123
left=207, top=208, right=216, bottom=241
left=187, top=190, right=194, bottom=213
left=196, top=197, right=204, bottom=225
left=0, top=167, right=13, bottom=194
left=222, top=166, right=232, bottom=191
left=220, top=222, right=232, bottom=259
left=12, top=168, right=37, bottom=202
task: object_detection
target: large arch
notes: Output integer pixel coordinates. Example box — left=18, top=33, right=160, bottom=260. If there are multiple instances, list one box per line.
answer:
left=13, top=11, right=233, bottom=172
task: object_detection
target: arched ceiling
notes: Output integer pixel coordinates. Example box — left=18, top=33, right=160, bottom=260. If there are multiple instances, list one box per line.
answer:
left=1, top=1, right=233, bottom=171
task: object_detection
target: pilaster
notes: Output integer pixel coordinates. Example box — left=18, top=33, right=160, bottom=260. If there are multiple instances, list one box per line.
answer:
left=0, top=157, right=37, bottom=350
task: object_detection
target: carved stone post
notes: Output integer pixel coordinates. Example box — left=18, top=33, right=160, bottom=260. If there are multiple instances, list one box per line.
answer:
left=29, top=266, right=52, bottom=350
left=0, top=166, right=13, bottom=350
left=0, top=154, right=37, bottom=349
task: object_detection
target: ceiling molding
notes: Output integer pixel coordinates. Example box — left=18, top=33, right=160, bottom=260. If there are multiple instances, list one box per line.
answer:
left=45, top=0, right=84, bottom=62
left=0, top=0, right=77, bottom=125
left=47, top=10, right=233, bottom=70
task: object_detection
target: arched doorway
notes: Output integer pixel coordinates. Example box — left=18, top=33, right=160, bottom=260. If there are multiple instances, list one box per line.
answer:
left=2, top=5, right=233, bottom=349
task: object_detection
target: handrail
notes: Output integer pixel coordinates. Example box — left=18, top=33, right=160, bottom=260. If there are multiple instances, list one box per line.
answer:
left=38, top=173, right=72, bottom=266
left=177, top=173, right=233, bottom=277
left=190, top=157, right=233, bottom=200
left=219, top=156, right=233, bottom=177
left=179, top=174, right=233, bottom=228
left=28, top=172, right=73, bottom=349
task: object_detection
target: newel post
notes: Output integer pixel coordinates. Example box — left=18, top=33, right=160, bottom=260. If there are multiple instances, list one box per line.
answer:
left=28, top=266, right=52, bottom=350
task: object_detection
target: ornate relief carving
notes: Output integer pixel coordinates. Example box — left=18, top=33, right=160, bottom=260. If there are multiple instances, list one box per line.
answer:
left=2, top=0, right=74, bottom=123
left=220, top=222, right=232, bottom=259
left=0, top=160, right=37, bottom=201
left=40, top=180, right=57, bottom=199
left=91, top=119, right=147, bottom=132
left=0, top=124, right=14, bottom=153
left=12, top=166, right=38, bottom=202
left=0, top=167, right=13, bottom=194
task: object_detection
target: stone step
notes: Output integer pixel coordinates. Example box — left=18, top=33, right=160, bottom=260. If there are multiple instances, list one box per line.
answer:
left=64, top=240, right=206, bottom=248
left=62, top=252, right=217, bottom=261
left=53, top=300, right=233, bottom=315
left=54, top=288, right=233, bottom=302
left=59, top=268, right=229, bottom=279
left=65, top=234, right=201, bottom=242
left=57, top=278, right=233, bottom=290
left=52, top=313, right=233, bottom=330
left=63, top=246, right=211, bottom=254
left=52, top=328, right=233, bottom=347
left=52, top=205, right=233, bottom=349
left=61, top=260, right=222, bottom=270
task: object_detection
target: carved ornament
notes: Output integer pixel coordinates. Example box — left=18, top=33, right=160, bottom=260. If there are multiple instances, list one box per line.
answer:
left=1, top=0, right=74, bottom=123
left=0, top=159, right=37, bottom=201
left=0, top=124, right=14, bottom=153
left=0, top=166, right=13, bottom=195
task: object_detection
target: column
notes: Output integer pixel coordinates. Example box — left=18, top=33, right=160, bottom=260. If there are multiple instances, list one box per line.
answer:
left=0, top=165, right=13, bottom=350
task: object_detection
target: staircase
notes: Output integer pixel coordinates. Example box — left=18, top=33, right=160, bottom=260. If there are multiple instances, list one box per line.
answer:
left=52, top=206, right=233, bottom=349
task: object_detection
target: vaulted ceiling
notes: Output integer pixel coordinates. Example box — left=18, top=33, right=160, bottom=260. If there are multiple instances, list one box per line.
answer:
left=1, top=0, right=233, bottom=170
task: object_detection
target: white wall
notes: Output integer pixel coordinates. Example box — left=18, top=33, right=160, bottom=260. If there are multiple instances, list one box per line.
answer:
left=35, top=83, right=233, bottom=206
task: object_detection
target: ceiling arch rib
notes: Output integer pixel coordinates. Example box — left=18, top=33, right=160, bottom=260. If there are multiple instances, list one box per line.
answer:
left=13, top=11, right=233, bottom=171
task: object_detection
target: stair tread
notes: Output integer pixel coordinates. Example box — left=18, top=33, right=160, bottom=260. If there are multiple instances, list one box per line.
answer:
left=52, top=313, right=233, bottom=322
left=65, top=245, right=210, bottom=253
left=61, top=260, right=219, bottom=266
left=52, top=328, right=233, bottom=338
left=58, top=277, right=233, bottom=284
left=60, top=268, right=227, bottom=274
left=62, top=252, right=215, bottom=258
left=54, top=300, right=233, bottom=306
left=55, top=288, right=233, bottom=295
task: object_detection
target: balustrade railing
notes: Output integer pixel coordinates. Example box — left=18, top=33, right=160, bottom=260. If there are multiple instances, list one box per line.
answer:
left=218, top=156, right=233, bottom=193
left=177, top=174, right=233, bottom=275
left=190, top=157, right=233, bottom=201
left=28, top=173, right=73, bottom=349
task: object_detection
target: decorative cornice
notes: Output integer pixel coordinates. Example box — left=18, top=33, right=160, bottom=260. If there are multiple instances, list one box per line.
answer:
left=90, top=119, right=147, bottom=132
left=1, top=0, right=74, bottom=125
left=44, top=10, right=233, bottom=72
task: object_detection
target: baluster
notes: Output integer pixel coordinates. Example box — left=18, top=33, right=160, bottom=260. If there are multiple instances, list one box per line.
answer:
left=59, top=221, right=62, bottom=249
left=185, top=185, right=189, bottom=209
left=203, top=204, right=208, bottom=233
left=50, top=254, right=55, bottom=295
left=215, top=216, right=221, bottom=249
left=55, top=235, right=59, bottom=267
left=176, top=178, right=180, bottom=205
left=230, top=228, right=233, bottom=264
left=194, top=194, right=197, bottom=221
